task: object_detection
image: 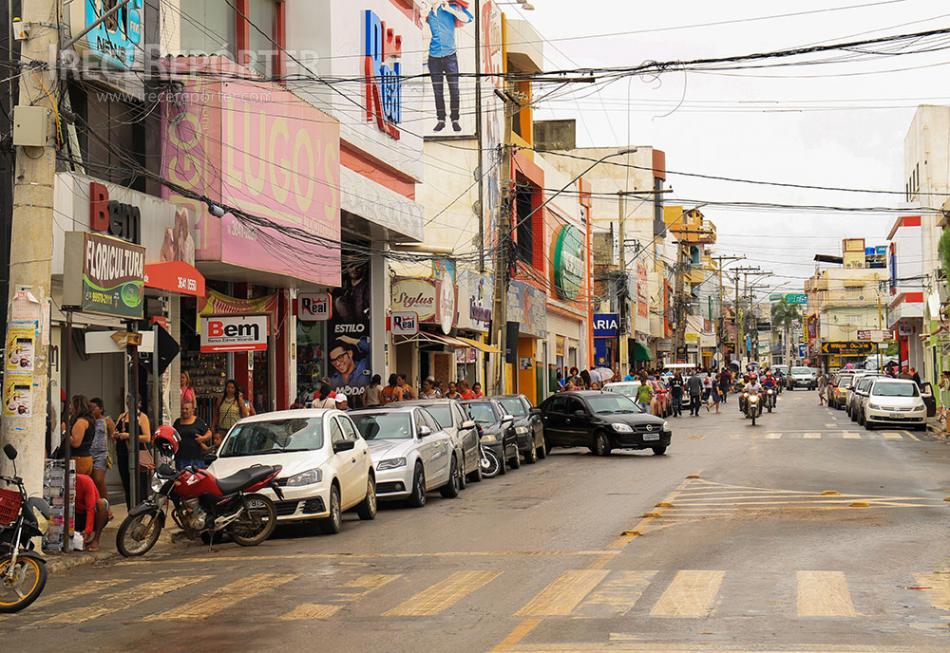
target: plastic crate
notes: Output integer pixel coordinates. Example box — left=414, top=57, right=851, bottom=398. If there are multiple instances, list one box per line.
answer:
left=0, top=488, right=22, bottom=526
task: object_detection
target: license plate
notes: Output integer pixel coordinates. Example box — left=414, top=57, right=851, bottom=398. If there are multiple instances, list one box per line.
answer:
left=643, top=433, right=660, bottom=441
left=889, top=412, right=902, bottom=419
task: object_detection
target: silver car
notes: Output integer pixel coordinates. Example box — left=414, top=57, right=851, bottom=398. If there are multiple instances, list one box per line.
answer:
left=848, top=374, right=879, bottom=423
left=389, top=399, right=481, bottom=484
left=349, top=407, right=463, bottom=507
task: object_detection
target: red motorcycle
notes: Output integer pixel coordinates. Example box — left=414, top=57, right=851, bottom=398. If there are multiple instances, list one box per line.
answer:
left=116, top=427, right=283, bottom=557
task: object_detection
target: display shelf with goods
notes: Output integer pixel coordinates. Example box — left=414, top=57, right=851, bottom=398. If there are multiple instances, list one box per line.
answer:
left=296, top=321, right=326, bottom=405
left=181, top=350, right=227, bottom=423
left=43, top=459, right=75, bottom=552
left=252, top=350, right=270, bottom=414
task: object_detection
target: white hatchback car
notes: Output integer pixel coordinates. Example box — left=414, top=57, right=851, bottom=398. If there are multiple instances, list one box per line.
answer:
left=349, top=406, right=462, bottom=508
left=864, top=378, right=927, bottom=430
left=209, top=409, right=376, bottom=534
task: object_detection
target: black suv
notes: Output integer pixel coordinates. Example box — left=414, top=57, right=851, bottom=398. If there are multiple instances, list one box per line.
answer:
left=496, top=394, right=547, bottom=464
left=540, top=391, right=672, bottom=456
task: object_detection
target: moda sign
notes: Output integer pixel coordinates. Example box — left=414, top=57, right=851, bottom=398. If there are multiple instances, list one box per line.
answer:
left=551, top=225, right=584, bottom=301
left=63, top=232, right=146, bottom=319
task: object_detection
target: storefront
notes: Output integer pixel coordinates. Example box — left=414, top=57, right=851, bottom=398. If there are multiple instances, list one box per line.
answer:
left=455, top=267, right=497, bottom=386
left=591, top=313, right=619, bottom=371
left=507, top=280, right=547, bottom=404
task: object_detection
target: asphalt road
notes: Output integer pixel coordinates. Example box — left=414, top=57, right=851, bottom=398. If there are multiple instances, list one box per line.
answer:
left=2, top=390, right=948, bottom=653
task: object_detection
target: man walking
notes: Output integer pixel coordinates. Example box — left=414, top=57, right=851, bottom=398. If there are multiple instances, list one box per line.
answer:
left=425, top=1, right=472, bottom=133
left=687, top=370, right=704, bottom=416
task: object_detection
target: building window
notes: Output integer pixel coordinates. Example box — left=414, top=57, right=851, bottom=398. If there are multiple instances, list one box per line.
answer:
left=515, top=184, right=534, bottom=264
left=248, top=0, right=280, bottom=78
left=180, top=0, right=238, bottom=60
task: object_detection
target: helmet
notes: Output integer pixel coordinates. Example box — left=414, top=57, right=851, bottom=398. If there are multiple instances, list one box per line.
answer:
left=153, top=425, right=181, bottom=457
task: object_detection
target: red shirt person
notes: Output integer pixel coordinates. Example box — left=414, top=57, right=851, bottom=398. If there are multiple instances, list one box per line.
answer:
left=74, top=473, right=109, bottom=551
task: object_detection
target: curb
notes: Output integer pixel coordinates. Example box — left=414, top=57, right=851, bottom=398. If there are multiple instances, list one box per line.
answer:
left=45, top=549, right=118, bottom=574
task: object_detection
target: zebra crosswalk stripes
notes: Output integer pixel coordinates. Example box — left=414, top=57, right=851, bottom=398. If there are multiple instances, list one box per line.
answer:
left=649, top=570, right=725, bottom=618
left=515, top=570, right=609, bottom=617
left=385, top=570, right=500, bottom=617
left=574, top=571, right=657, bottom=617
left=43, top=576, right=210, bottom=624
left=797, top=571, right=858, bottom=617
left=146, top=573, right=296, bottom=620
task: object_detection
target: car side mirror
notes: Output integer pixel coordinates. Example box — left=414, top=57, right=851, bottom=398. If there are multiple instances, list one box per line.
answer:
left=2, top=443, right=16, bottom=461
left=204, top=453, right=218, bottom=465
left=461, top=420, right=476, bottom=430
left=333, top=440, right=357, bottom=453
left=418, top=425, right=433, bottom=438
left=529, top=408, right=541, bottom=416
left=501, top=415, right=514, bottom=427
left=574, top=410, right=586, bottom=417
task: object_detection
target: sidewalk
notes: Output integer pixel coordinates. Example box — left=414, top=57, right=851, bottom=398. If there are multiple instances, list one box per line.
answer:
left=926, top=414, right=949, bottom=439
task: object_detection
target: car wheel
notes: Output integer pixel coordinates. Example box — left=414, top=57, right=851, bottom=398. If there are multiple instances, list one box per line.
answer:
left=408, top=464, right=427, bottom=508
left=467, top=456, right=483, bottom=483
left=537, top=435, right=548, bottom=460
left=509, top=448, right=521, bottom=470
left=591, top=431, right=611, bottom=456
left=652, top=446, right=667, bottom=456
left=458, top=454, right=468, bottom=490
left=320, top=484, right=342, bottom=534
left=865, top=420, right=875, bottom=431
left=498, top=452, right=508, bottom=475
left=440, top=455, right=461, bottom=498
left=525, top=444, right=538, bottom=464
left=356, top=475, right=377, bottom=520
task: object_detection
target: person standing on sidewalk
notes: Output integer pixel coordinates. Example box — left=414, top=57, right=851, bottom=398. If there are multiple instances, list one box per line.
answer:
left=212, top=380, right=249, bottom=448
left=88, top=397, right=115, bottom=511
left=817, top=371, right=828, bottom=406
left=173, top=402, right=212, bottom=471
left=687, top=371, right=704, bottom=416
left=113, top=400, right=151, bottom=508
left=669, top=372, right=684, bottom=417
left=67, top=395, right=96, bottom=477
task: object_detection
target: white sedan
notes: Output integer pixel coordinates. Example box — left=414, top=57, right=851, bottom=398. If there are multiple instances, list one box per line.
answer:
left=349, top=406, right=462, bottom=508
left=209, top=409, right=377, bottom=534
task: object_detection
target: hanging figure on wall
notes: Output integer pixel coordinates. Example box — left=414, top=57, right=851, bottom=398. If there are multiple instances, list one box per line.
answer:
left=425, top=0, right=473, bottom=133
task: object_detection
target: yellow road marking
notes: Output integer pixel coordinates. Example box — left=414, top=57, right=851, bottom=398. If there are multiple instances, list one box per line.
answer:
left=44, top=576, right=210, bottom=624
left=279, top=603, right=340, bottom=620
left=649, top=570, right=724, bottom=618
left=797, top=571, right=858, bottom=617
left=687, top=434, right=704, bottom=440
left=385, top=570, right=500, bottom=617
left=337, top=573, right=400, bottom=599
left=515, top=570, right=609, bottom=617
left=906, top=432, right=920, bottom=441
left=576, top=571, right=656, bottom=617
left=29, top=579, right=120, bottom=611
left=490, top=617, right=542, bottom=652
left=765, top=433, right=782, bottom=439
left=803, top=432, right=822, bottom=439
left=883, top=432, right=903, bottom=440
left=511, top=644, right=945, bottom=652
left=842, top=432, right=861, bottom=439
left=913, top=572, right=950, bottom=610
left=147, top=573, right=296, bottom=620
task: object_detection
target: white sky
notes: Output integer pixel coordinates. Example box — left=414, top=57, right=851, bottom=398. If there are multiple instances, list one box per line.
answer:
left=518, top=0, right=947, bottom=296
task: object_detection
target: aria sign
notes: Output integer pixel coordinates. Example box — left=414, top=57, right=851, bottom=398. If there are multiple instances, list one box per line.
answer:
left=363, top=9, right=402, bottom=139
left=551, top=225, right=584, bottom=301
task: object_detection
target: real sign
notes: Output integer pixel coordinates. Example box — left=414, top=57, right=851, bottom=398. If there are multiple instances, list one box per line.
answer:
left=201, top=315, right=269, bottom=353
left=390, top=311, right=419, bottom=336
left=363, top=9, right=402, bottom=139
left=593, top=313, right=620, bottom=338
left=297, top=292, right=332, bottom=322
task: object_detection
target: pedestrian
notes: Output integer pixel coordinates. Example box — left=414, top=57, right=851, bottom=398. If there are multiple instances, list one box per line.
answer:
left=910, top=367, right=922, bottom=387
left=711, top=377, right=722, bottom=414
left=702, top=374, right=712, bottom=411
left=670, top=372, right=684, bottom=417
left=74, top=472, right=109, bottom=552
left=817, top=371, right=828, bottom=405
left=580, top=370, right=592, bottom=390
left=87, top=397, right=115, bottom=510
left=445, top=381, right=461, bottom=400
left=212, top=379, right=250, bottom=448
left=459, top=380, right=476, bottom=400
left=67, top=395, right=96, bottom=477
left=421, top=378, right=442, bottom=399
left=365, top=375, right=383, bottom=407
left=315, top=382, right=337, bottom=408
left=381, top=374, right=402, bottom=404
left=397, top=374, right=417, bottom=400
left=173, top=401, right=212, bottom=471
left=635, top=374, right=653, bottom=412
left=687, top=371, right=704, bottom=416
left=113, top=399, right=151, bottom=507
left=180, top=371, right=196, bottom=408
left=334, top=393, right=349, bottom=411
left=719, top=368, right=731, bottom=404
left=472, top=382, right=484, bottom=398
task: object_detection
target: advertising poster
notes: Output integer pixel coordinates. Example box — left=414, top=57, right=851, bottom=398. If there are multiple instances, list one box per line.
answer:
left=329, top=262, right=373, bottom=405
left=5, top=322, right=36, bottom=374
left=3, top=375, right=33, bottom=417
left=63, top=232, right=146, bottom=319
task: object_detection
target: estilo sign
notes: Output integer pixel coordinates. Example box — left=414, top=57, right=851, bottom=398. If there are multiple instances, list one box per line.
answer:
left=201, top=315, right=269, bottom=353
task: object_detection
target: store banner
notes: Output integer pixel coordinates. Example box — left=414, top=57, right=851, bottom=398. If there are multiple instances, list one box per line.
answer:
left=197, top=289, right=279, bottom=335
left=297, top=292, right=332, bottom=322
left=144, top=260, right=205, bottom=297
left=507, top=280, right=546, bottom=338
left=201, top=315, right=269, bottom=353
left=329, top=262, right=373, bottom=403
left=392, top=277, right=438, bottom=321
left=63, top=231, right=146, bottom=319
left=593, top=313, right=620, bottom=338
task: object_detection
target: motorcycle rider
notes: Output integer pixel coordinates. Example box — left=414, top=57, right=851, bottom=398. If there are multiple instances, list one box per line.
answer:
left=742, top=375, right=763, bottom=415
left=762, top=372, right=778, bottom=408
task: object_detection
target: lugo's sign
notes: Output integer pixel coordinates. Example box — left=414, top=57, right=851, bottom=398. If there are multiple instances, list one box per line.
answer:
left=63, top=232, right=145, bottom=319
left=363, top=9, right=402, bottom=139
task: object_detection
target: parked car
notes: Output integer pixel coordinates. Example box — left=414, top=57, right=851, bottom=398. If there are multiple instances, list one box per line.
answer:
left=388, top=399, right=481, bottom=484
left=829, top=371, right=857, bottom=409
left=496, top=394, right=546, bottom=464
left=540, top=391, right=672, bottom=456
left=788, top=366, right=818, bottom=391
left=864, top=378, right=927, bottom=430
left=349, top=406, right=462, bottom=507
left=461, top=399, right=520, bottom=474
left=848, top=374, right=878, bottom=423
left=209, top=409, right=376, bottom=534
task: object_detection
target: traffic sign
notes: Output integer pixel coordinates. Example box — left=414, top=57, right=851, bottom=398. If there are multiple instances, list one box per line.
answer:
left=819, top=341, right=875, bottom=356
left=784, top=293, right=808, bottom=305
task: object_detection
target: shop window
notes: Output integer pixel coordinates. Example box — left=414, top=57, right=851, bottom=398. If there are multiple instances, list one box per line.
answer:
left=515, top=181, right=543, bottom=271
left=180, top=0, right=238, bottom=60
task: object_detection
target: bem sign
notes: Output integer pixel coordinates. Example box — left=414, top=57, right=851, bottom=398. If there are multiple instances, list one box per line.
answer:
left=593, top=312, right=620, bottom=338
left=201, top=315, right=268, bottom=353
left=89, top=181, right=141, bottom=244
left=298, top=292, right=332, bottom=322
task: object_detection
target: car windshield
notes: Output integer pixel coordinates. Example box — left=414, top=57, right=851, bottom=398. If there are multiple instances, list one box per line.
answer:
left=604, top=384, right=638, bottom=397
left=499, top=398, right=528, bottom=416
left=871, top=382, right=919, bottom=397
left=350, top=412, right=413, bottom=440
left=421, top=405, right=452, bottom=429
left=586, top=394, right=643, bottom=414
left=219, top=418, right=323, bottom=457
left=791, top=367, right=813, bottom=375
left=466, top=403, right=497, bottom=425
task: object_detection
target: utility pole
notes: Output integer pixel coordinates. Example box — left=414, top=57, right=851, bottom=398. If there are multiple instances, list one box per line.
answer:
left=731, top=266, right=762, bottom=368
left=0, top=2, right=59, bottom=495
left=672, top=240, right=689, bottom=363
left=492, top=93, right=514, bottom=395
left=617, top=192, right=627, bottom=376
left=474, top=1, right=485, bottom=273
left=710, top=255, right=743, bottom=367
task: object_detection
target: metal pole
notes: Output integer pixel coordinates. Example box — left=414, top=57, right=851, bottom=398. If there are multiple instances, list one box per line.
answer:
left=152, top=322, right=161, bottom=429
left=62, top=310, right=72, bottom=553
left=474, top=0, right=485, bottom=273
left=126, top=322, right=140, bottom=507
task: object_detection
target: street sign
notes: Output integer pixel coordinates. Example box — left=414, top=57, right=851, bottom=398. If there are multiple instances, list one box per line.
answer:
left=593, top=313, right=619, bottom=338
left=819, top=341, right=876, bottom=356
left=856, top=329, right=891, bottom=342
left=297, top=292, right=332, bottom=322
left=784, top=293, right=808, bottom=305
left=798, top=344, right=806, bottom=358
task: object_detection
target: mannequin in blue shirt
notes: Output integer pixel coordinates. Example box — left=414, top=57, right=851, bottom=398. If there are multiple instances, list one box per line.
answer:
left=426, top=1, right=473, bottom=132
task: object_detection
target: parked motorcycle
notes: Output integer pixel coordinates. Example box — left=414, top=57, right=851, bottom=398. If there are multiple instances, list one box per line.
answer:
left=116, top=428, right=283, bottom=557
left=745, top=392, right=762, bottom=425
left=479, top=445, right=501, bottom=479
left=0, top=444, right=51, bottom=613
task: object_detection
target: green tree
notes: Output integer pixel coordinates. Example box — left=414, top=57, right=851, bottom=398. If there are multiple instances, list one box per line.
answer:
left=771, top=299, right=802, bottom=366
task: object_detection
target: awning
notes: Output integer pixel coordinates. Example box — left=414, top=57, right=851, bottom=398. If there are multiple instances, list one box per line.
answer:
left=144, top=261, right=206, bottom=297
left=454, top=336, right=500, bottom=353
left=394, top=332, right=471, bottom=348
left=633, top=342, right=652, bottom=362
